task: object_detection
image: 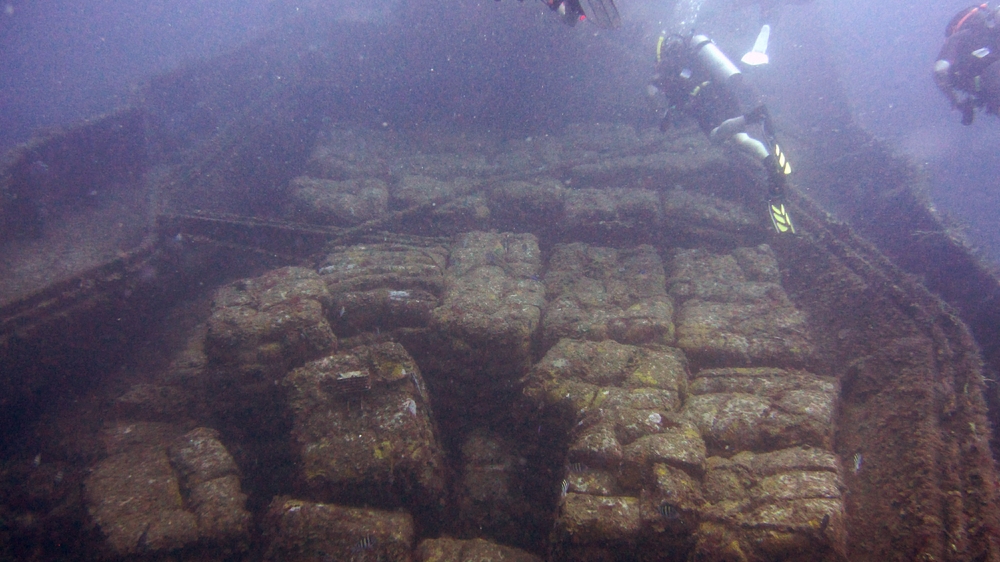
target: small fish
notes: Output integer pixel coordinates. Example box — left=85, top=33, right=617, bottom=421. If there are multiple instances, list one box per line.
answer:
left=852, top=452, right=863, bottom=474
left=568, top=462, right=586, bottom=474
left=32, top=453, right=41, bottom=467
left=403, top=398, right=417, bottom=416
left=28, top=160, right=50, bottom=179
left=351, top=535, right=377, bottom=553
left=560, top=479, right=570, bottom=498
left=339, top=306, right=346, bottom=318
left=136, top=523, right=151, bottom=549
left=819, top=513, right=831, bottom=533
left=388, top=290, right=410, bottom=301
left=409, top=370, right=426, bottom=401
left=658, top=503, right=680, bottom=520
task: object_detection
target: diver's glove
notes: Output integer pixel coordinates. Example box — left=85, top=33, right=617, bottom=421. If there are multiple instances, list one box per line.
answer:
left=744, top=104, right=769, bottom=126
left=659, top=107, right=679, bottom=132
left=958, top=97, right=976, bottom=126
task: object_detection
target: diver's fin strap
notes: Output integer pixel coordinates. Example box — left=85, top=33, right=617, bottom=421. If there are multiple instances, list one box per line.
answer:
left=768, top=200, right=796, bottom=234
left=764, top=151, right=791, bottom=201
left=754, top=109, right=790, bottom=178
left=759, top=110, right=780, bottom=148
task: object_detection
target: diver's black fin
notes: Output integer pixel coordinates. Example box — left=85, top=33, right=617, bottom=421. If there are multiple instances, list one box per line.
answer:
left=579, top=0, right=621, bottom=28
left=768, top=200, right=795, bottom=234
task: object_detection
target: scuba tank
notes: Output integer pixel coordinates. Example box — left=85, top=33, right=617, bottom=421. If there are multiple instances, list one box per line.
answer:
left=690, top=35, right=742, bottom=87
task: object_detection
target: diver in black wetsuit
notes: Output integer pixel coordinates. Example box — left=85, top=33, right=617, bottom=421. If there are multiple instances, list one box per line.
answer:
left=649, top=33, right=795, bottom=234
left=934, top=3, right=1000, bottom=125
left=498, top=0, right=620, bottom=28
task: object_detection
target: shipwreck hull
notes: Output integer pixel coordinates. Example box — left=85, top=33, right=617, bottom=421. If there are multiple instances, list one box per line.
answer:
left=1, top=11, right=999, bottom=562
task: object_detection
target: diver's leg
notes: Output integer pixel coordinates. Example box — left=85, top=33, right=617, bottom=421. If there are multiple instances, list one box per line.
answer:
left=710, top=116, right=747, bottom=143
left=733, top=132, right=769, bottom=160
left=730, top=131, right=794, bottom=234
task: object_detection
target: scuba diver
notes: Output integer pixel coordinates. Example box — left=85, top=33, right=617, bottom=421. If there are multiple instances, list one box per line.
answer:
left=934, top=3, right=1000, bottom=125
left=648, top=33, right=795, bottom=234
left=499, top=0, right=621, bottom=28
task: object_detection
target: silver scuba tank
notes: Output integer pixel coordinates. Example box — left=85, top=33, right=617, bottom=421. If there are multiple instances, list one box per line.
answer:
left=690, top=35, right=742, bottom=86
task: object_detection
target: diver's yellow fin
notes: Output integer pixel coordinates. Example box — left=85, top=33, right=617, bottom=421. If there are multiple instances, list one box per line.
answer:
left=769, top=201, right=795, bottom=234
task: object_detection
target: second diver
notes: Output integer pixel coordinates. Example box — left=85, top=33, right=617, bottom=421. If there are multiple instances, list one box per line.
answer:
left=649, top=33, right=795, bottom=234
left=934, top=3, right=1000, bottom=125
